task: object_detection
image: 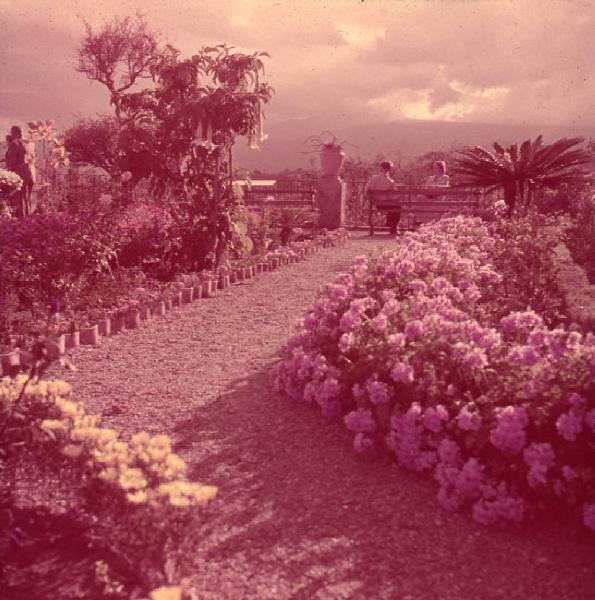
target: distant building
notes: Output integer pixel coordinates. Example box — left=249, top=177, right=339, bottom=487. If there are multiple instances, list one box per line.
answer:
left=233, top=179, right=277, bottom=189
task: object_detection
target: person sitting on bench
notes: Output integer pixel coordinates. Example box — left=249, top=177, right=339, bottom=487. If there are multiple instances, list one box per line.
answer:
left=423, top=160, right=450, bottom=201
left=365, top=160, right=402, bottom=235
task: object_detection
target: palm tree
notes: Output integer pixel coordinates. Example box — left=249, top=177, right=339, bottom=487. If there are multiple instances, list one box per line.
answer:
left=452, top=136, right=591, bottom=215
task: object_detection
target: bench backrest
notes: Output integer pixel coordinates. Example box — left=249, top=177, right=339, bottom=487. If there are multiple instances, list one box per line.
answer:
left=242, top=187, right=316, bottom=210
left=369, top=187, right=481, bottom=205
left=367, top=187, right=482, bottom=232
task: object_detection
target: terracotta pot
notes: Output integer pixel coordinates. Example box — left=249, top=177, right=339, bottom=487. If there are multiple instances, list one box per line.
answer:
left=80, top=324, right=100, bottom=346
left=201, top=280, right=213, bottom=298
left=111, top=314, right=126, bottom=333
left=64, top=331, right=80, bottom=349
left=126, top=310, right=141, bottom=329
left=181, top=287, right=194, bottom=303
left=152, top=300, right=166, bottom=316
left=97, top=318, right=111, bottom=337
left=139, top=306, right=151, bottom=321
left=320, top=145, right=345, bottom=178
left=19, top=349, right=34, bottom=370
left=1, top=349, right=20, bottom=374
left=171, top=291, right=182, bottom=307
left=45, top=334, right=66, bottom=359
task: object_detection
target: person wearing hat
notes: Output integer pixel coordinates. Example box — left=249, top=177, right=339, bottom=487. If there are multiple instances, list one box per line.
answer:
left=5, top=125, right=36, bottom=217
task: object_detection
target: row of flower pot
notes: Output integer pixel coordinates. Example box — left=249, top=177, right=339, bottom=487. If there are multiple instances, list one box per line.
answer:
left=0, top=230, right=349, bottom=377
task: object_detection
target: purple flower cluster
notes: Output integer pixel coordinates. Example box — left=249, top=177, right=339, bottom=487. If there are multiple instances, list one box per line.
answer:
left=274, top=215, right=595, bottom=530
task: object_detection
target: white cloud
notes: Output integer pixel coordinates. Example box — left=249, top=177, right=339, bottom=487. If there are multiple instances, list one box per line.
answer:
left=0, top=0, right=594, bottom=134
left=336, top=24, right=386, bottom=49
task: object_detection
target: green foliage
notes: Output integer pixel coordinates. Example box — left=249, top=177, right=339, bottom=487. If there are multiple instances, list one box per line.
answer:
left=488, top=210, right=569, bottom=325
left=113, top=43, right=273, bottom=270
left=63, top=115, right=120, bottom=178
left=1, top=375, right=216, bottom=598
left=453, top=136, right=591, bottom=215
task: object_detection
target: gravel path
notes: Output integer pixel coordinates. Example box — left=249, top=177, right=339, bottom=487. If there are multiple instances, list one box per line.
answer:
left=56, top=233, right=595, bottom=600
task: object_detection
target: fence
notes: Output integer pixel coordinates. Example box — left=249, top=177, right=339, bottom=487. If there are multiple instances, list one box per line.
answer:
left=33, top=171, right=152, bottom=212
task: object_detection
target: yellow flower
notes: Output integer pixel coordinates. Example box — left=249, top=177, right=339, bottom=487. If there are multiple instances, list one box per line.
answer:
left=148, top=446, right=169, bottom=462
left=126, top=490, right=148, bottom=504
left=150, top=586, right=182, bottom=600
left=119, top=468, right=148, bottom=490
left=55, top=398, right=78, bottom=418
left=62, top=444, right=83, bottom=458
left=71, top=427, right=102, bottom=442
left=97, top=428, right=118, bottom=443
left=164, top=454, right=186, bottom=478
left=74, top=415, right=99, bottom=428
left=168, top=495, right=192, bottom=508
left=92, top=449, right=119, bottom=467
left=50, top=380, right=72, bottom=396
left=41, top=419, right=66, bottom=432
left=192, top=484, right=218, bottom=504
left=132, top=431, right=150, bottom=446
left=99, top=467, right=119, bottom=482
left=149, top=434, right=171, bottom=451
left=134, top=450, right=151, bottom=464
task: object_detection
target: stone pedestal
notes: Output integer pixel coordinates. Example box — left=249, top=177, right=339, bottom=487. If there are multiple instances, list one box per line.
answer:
left=317, top=176, right=346, bottom=229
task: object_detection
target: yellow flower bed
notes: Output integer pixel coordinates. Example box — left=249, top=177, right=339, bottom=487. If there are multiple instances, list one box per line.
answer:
left=2, top=374, right=217, bottom=509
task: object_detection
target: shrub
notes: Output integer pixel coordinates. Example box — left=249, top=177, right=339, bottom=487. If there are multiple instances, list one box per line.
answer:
left=488, top=210, right=569, bottom=324
left=275, top=215, right=595, bottom=529
left=115, top=202, right=174, bottom=271
left=0, top=211, right=117, bottom=313
left=0, top=168, right=23, bottom=194
left=0, top=374, right=216, bottom=596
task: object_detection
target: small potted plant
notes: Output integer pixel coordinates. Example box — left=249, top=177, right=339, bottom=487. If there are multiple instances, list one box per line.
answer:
left=302, top=130, right=354, bottom=178
left=0, top=334, right=19, bottom=375
left=78, top=309, right=103, bottom=346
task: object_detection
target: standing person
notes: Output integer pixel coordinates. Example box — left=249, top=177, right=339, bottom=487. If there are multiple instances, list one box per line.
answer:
left=5, top=126, right=36, bottom=217
left=2, top=134, right=12, bottom=166
left=365, top=160, right=401, bottom=235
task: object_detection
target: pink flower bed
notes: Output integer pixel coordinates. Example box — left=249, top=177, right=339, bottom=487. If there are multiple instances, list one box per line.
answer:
left=275, top=216, right=595, bottom=530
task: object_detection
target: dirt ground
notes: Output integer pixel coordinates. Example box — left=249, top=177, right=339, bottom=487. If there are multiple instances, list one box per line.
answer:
left=52, top=232, right=595, bottom=600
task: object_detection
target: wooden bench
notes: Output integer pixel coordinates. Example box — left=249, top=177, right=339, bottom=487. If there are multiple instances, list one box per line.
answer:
left=368, top=187, right=482, bottom=235
left=242, top=186, right=316, bottom=210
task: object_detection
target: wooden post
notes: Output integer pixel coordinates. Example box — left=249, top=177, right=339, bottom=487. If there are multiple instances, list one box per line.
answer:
left=368, top=191, right=374, bottom=236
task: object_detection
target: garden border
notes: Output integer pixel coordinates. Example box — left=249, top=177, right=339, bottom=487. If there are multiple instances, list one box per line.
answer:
left=0, top=230, right=349, bottom=377
left=554, top=243, right=595, bottom=331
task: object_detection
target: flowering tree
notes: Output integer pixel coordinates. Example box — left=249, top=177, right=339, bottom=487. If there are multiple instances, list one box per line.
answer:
left=76, top=14, right=161, bottom=125
left=452, top=136, right=591, bottom=215
left=114, top=43, right=273, bottom=270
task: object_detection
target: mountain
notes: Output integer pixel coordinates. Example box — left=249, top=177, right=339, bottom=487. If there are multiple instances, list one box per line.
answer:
left=233, top=117, right=594, bottom=173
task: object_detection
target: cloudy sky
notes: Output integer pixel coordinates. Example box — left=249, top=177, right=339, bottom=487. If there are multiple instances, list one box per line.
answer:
left=1, top=0, right=594, bottom=141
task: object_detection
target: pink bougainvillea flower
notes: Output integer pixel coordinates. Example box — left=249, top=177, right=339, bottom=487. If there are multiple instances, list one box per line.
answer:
left=390, top=361, right=414, bottom=384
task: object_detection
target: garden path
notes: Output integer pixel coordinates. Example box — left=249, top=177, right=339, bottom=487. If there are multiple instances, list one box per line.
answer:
left=59, top=233, right=595, bottom=600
